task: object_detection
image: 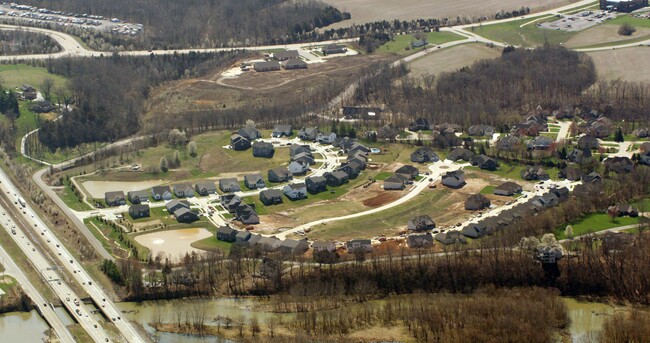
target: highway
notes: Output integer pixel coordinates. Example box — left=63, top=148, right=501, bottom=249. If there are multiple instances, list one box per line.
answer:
left=0, top=191, right=111, bottom=342
left=0, top=168, right=147, bottom=343
left=0, top=243, right=75, bottom=343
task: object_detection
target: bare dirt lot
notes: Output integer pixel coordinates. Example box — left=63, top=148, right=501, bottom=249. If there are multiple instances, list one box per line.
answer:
left=134, top=228, right=212, bottom=261
left=81, top=180, right=163, bottom=198
left=323, top=0, right=571, bottom=29
left=408, top=43, right=501, bottom=78
left=565, top=25, right=650, bottom=48
left=587, top=47, right=650, bottom=82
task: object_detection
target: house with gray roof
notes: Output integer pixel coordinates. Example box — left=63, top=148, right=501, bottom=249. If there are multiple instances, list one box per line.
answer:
left=312, top=241, right=336, bottom=252
left=194, top=181, right=217, bottom=196
left=298, top=127, right=319, bottom=141
left=446, top=148, right=474, bottom=162
left=468, top=124, right=496, bottom=137
left=346, top=239, right=372, bottom=252
left=235, top=230, right=252, bottom=245
left=129, top=204, right=150, bottom=219
left=166, top=199, right=190, bottom=214
left=220, top=194, right=242, bottom=213
left=273, top=50, right=299, bottom=61
left=268, top=167, right=292, bottom=183
left=252, top=141, right=274, bottom=158
left=235, top=204, right=259, bottom=225
left=244, top=174, right=266, bottom=189
left=384, top=174, right=406, bottom=190
left=253, top=61, right=280, bottom=72
left=289, top=144, right=312, bottom=158
left=407, top=233, right=434, bottom=248
left=306, top=175, right=327, bottom=194
left=494, top=182, right=522, bottom=196
left=526, top=136, right=554, bottom=150
left=127, top=190, right=150, bottom=204
left=324, top=170, right=349, bottom=187
left=395, top=165, right=419, bottom=180
left=105, top=191, right=126, bottom=207
left=442, top=170, right=465, bottom=188
left=470, top=154, right=499, bottom=171
left=238, top=126, right=261, bottom=140
left=288, top=161, right=310, bottom=175
left=338, top=160, right=363, bottom=179
left=605, top=156, right=634, bottom=174
left=260, top=189, right=284, bottom=205
left=216, top=225, right=238, bottom=242
left=151, top=185, right=173, bottom=201
left=407, top=215, right=436, bottom=231
left=272, top=125, right=292, bottom=138
left=322, top=44, right=347, bottom=55
left=410, top=147, right=439, bottom=163
left=496, top=135, right=521, bottom=152
left=173, top=183, right=194, bottom=198
left=292, top=152, right=315, bottom=165
left=521, top=166, right=549, bottom=181
left=279, top=239, right=309, bottom=255
left=282, top=59, right=308, bottom=70
left=435, top=231, right=467, bottom=245
left=283, top=183, right=307, bottom=200
left=578, top=135, right=599, bottom=150
left=465, top=194, right=491, bottom=211
left=219, top=178, right=241, bottom=193
left=317, top=132, right=337, bottom=144
left=230, top=134, right=251, bottom=151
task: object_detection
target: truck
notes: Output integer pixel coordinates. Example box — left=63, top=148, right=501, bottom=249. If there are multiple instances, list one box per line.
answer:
left=17, top=197, right=26, bottom=208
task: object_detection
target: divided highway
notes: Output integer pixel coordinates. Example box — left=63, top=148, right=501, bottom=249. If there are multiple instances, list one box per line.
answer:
left=0, top=168, right=147, bottom=343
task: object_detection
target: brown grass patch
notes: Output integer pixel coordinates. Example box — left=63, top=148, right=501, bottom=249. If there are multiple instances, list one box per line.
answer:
left=362, top=191, right=401, bottom=207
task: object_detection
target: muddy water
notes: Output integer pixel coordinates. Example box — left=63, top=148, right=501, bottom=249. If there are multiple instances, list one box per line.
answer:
left=0, top=310, right=49, bottom=342
left=563, top=298, right=615, bottom=342
left=134, top=228, right=213, bottom=261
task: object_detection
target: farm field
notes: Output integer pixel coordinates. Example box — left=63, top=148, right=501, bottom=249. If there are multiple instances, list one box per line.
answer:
left=408, top=43, right=501, bottom=78
left=322, top=0, right=571, bottom=29
left=587, top=47, right=650, bottom=82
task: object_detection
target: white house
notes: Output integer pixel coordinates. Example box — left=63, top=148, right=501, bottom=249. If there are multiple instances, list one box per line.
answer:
left=317, top=132, right=337, bottom=144
left=283, top=183, right=307, bottom=200
left=288, top=161, right=310, bottom=175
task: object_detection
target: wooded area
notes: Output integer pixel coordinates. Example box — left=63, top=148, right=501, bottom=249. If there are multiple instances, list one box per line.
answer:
left=0, top=30, right=60, bottom=56
left=18, top=0, right=349, bottom=49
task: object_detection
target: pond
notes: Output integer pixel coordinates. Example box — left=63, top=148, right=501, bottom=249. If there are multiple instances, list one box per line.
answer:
left=563, top=298, right=615, bottom=342
left=0, top=310, right=49, bottom=342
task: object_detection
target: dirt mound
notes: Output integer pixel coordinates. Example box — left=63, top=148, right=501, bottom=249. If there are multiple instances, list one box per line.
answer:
left=363, top=192, right=400, bottom=207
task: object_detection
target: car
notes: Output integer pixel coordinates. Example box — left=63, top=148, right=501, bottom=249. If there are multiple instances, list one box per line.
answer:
left=70, top=259, right=73, bottom=263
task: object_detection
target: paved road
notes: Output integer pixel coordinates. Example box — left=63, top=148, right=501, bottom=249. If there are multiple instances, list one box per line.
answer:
left=0, top=195, right=111, bottom=342
left=555, top=118, right=572, bottom=142
left=0, top=168, right=147, bottom=343
left=0, top=243, right=75, bottom=343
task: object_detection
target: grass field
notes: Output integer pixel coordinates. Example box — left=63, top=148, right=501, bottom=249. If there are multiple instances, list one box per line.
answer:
left=374, top=171, right=393, bottom=180
left=467, top=15, right=576, bottom=47
left=555, top=212, right=639, bottom=239
left=191, top=236, right=232, bottom=253
left=479, top=185, right=495, bottom=195
left=467, top=161, right=559, bottom=181
left=608, top=14, right=650, bottom=29
left=587, top=47, right=650, bottom=82
left=56, top=179, right=93, bottom=211
left=0, top=275, right=17, bottom=293
left=0, top=64, right=67, bottom=91
left=408, top=43, right=501, bottom=78
left=375, top=31, right=465, bottom=55
left=306, top=188, right=453, bottom=241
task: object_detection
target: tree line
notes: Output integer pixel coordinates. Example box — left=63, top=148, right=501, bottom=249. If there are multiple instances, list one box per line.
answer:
left=0, top=30, right=61, bottom=56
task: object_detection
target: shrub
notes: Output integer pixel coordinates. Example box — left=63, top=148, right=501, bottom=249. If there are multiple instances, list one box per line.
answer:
left=618, top=23, right=636, bottom=36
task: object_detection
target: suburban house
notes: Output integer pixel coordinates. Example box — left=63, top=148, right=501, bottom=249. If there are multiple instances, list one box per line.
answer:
left=578, top=135, right=599, bottom=150
left=235, top=204, right=260, bottom=225
left=254, top=236, right=282, bottom=252
left=494, top=182, right=522, bottom=196
left=283, top=183, right=307, bottom=200
left=446, top=148, right=474, bottom=162
left=468, top=124, right=495, bottom=137
left=347, top=143, right=370, bottom=155
left=173, top=183, right=194, bottom=198
left=586, top=119, right=612, bottom=138
left=409, top=118, right=430, bottom=131
left=410, top=147, right=439, bottom=163
left=435, top=231, right=467, bottom=245
left=322, top=44, right=347, bottom=55
left=230, top=134, right=251, bottom=151
left=317, top=132, right=337, bottom=144
left=312, top=241, right=336, bottom=252
left=383, top=174, right=408, bottom=190
left=324, top=170, right=349, bottom=186
left=395, top=165, right=419, bottom=180
left=238, top=126, right=261, bottom=140
left=582, top=172, right=603, bottom=184
left=128, top=204, right=150, bottom=219
left=279, top=239, right=309, bottom=255
left=268, top=167, right=292, bottom=183
left=194, top=181, right=217, bottom=196
left=166, top=199, right=190, bottom=214
left=470, top=155, right=499, bottom=171
left=127, top=190, right=149, bottom=204
left=605, top=156, right=634, bottom=173
left=287, top=161, right=309, bottom=175
left=298, top=127, right=319, bottom=141
left=235, top=230, right=251, bottom=245
left=292, top=152, right=315, bottom=165
left=220, top=194, right=242, bottom=213
left=608, top=204, right=639, bottom=217
left=165, top=200, right=199, bottom=223
left=105, top=191, right=126, bottom=207
left=346, top=239, right=372, bottom=252
left=272, top=125, right=293, bottom=137
left=260, top=189, right=284, bottom=205
left=151, top=186, right=173, bottom=201
left=338, top=161, right=362, bottom=179
left=520, top=166, right=550, bottom=181
left=253, top=61, right=280, bottom=72
left=290, top=144, right=312, bottom=159
left=216, top=225, right=238, bottom=242
left=406, top=233, right=434, bottom=248
left=376, top=125, right=399, bottom=140
left=306, top=175, right=328, bottom=194
left=407, top=215, right=436, bottom=231
left=558, top=166, right=584, bottom=181
left=273, top=50, right=299, bottom=61
left=568, top=148, right=590, bottom=163
left=442, top=170, right=465, bottom=188
left=342, top=106, right=382, bottom=120
left=496, top=135, right=522, bottom=151
left=252, top=141, right=275, bottom=158
left=437, top=122, right=463, bottom=134
left=244, top=174, right=266, bottom=189
left=537, top=246, right=564, bottom=264
left=461, top=223, right=490, bottom=239
left=411, top=39, right=427, bottom=48
left=219, top=178, right=241, bottom=193
left=282, top=59, right=308, bottom=70
left=526, top=136, right=554, bottom=150
left=465, top=194, right=491, bottom=211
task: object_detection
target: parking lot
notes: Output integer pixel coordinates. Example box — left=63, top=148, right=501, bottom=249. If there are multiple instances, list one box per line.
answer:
left=539, top=10, right=617, bottom=32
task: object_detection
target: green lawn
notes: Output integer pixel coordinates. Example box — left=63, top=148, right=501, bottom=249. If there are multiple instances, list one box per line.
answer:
left=374, top=171, right=393, bottom=181
left=479, top=185, right=495, bottom=195
left=608, top=14, right=650, bottom=29
left=555, top=212, right=639, bottom=239
left=57, top=179, right=93, bottom=211
left=467, top=161, right=560, bottom=181
left=191, top=236, right=232, bottom=253
left=0, top=64, right=67, bottom=90
left=467, top=16, right=576, bottom=47
left=375, top=31, right=465, bottom=55
left=0, top=275, right=17, bottom=293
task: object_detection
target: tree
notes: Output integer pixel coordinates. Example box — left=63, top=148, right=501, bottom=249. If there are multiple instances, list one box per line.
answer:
left=618, top=24, right=636, bottom=36
left=168, top=129, right=187, bottom=147
left=173, top=150, right=181, bottom=168
left=614, top=127, right=624, bottom=142
left=249, top=317, right=260, bottom=337
left=564, top=225, right=574, bottom=240
left=159, top=156, right=169, bottom=172
left=188, top=141, right=198, bottom=157
left=266, top=315, right=282, bottom=337
left=40, top=77, right=54, bottom=101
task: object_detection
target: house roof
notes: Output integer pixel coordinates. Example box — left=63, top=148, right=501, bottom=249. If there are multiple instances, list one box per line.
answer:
left=151, top=185, right=171, bottom=194
left=273, top=124, right=292, bottom=133
left=105, top=191, right=125, bottom=200
left=252, top=141, right=273, bottom=149
left=269, top=167, right=290, bottom=176
left=312, top=241, right=335, bottom=249
left=288, top=183, right=306, bottom=190
left=217, top=225, right=237, bottom=235
left=307, top=175, right=326, bottom=184
left=274, top=50, right=299, bottom=59
left=254, top=61, right=280, bottom=69
left=219, top=178, right=239, bottom=186
left=260, top=189, right=283, bottom=198
left=129, top=204, right=149, bottom=212
left=127, top=190, right=149, bottom=198
left=283, top=59, right=307, bottom=68
left=244, top=174, right=264, bottom=183
left=494, top=181, right=521, bottom=194
left=396, top=165, right=419, bottom=175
